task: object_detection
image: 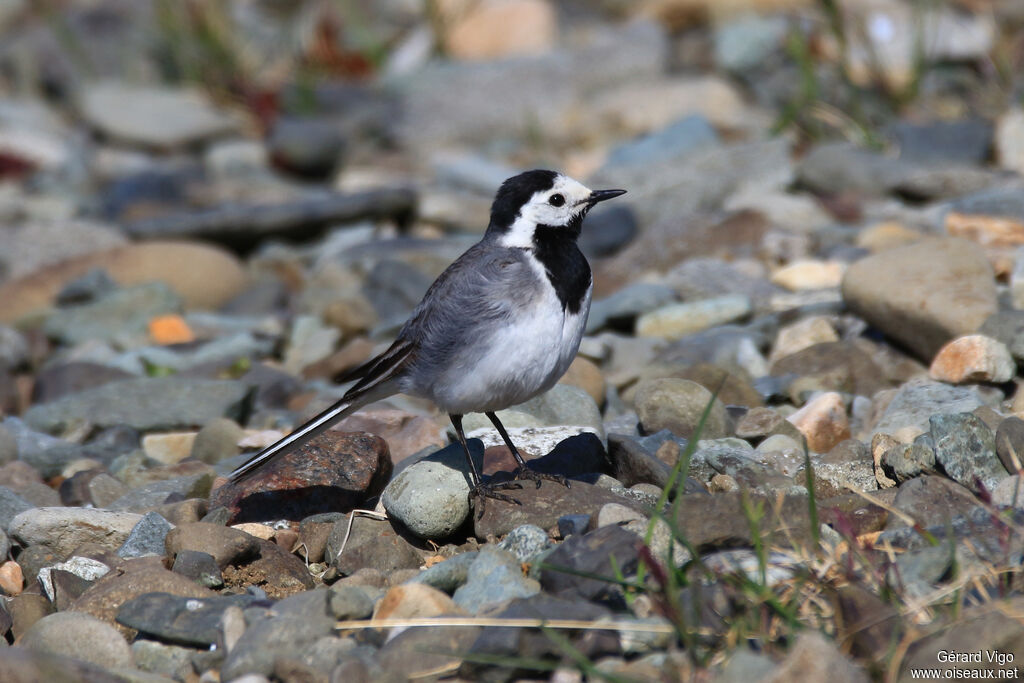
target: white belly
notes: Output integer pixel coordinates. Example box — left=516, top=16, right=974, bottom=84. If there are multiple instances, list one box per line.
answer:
left=427, top=287, right=591, bottom=414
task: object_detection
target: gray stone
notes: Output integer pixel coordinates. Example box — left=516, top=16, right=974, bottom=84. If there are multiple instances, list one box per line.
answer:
left=327, top=583, right=375, bottom=620
left=0, top=425, right=16, bottom=466
left=221, top=613, right=336, bottom=679
left=131, top=640, right=196, bottom=680
left=841, top=238, right=997, bottom=360
left=887, top=119, right=993, bottom=165
left=382, top=441, right=476, bottom=539
left=0, top=324, right=28, bottom=369
left=408, top=551, right=478, bottom=593
left=540, top=525, right=641, bottom=600
left=116, top=592, right=264, bottom=647
left=930, top=413, right=1006, bottom=494
left=872, top=379, right=988, bottom=438
left=326, top=516, right=423, bottom=576
left=171, top=549, right=223, bottom=589
left=636, top=295, right=753, bottom=340
left=20, top=611, right=132, bottom=669
left=190, top=417, right=244, bottom=464
left=997, top=416, right=1024, bottom=474
left=394, top=20, right=666, bottom=150
left=267, top=116, right=345, bottom=180
left=452, top=546, right=540, bottom=613
left=0, top=485, right=35, bottom=530
left=591, top=138, right=792, bottom=226
left=9, top=507, right=142, bottom=556
left=980, top=311, right=1024, bottom=362
left=797, top=142, right=914, bottom=196
left=23, top=377, right=252, bottom=433
left=578, top=204, right=639, bottom=258
left=557, top=514, right=590, bottom=537
left=2, top=416, right=76, bottom=477
left=460, top=384, right=604, bottom=437
left=274, top=588, right=332, bottom=618
left=714, top=14, right=789, bottom=73
left=604, top=115, right=719, bottom=168
left=587, top=282, right=677, bottom=334
left=79, top=81, right=240, bottom=149
left=882, top=442, right=937, bottom=484
left=498, top=524, right=552, bottom=563
left=117, top=511, right=174, bottom=558
left=43, top=282, right=182, bottom=346
left=634, top=378, right=729, bottom=439
left=0, top=527, right=9, bottom=560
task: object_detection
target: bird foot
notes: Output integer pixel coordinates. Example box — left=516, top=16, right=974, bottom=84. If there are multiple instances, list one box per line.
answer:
left=512, top=465, right=571, bottom=489
left=469, top=479, right=523, bottom=519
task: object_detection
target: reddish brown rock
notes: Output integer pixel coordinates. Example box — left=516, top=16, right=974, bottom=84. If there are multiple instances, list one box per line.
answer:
left=210, top=431, right=391, bottom=524
left=928, top=334, right=1015, bottom=384
left=473, top=480, right=648, bottom=539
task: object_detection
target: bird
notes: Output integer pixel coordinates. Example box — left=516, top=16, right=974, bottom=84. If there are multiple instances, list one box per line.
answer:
left=229, top=169, right=626, bottom=512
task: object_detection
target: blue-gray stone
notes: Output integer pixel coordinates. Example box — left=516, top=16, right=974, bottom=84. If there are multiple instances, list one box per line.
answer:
left=605, top=115, right=718, bottom=168
left=557, top=514, right=590, bottom=538
left=23, top=377, right=252, bottom=433
left=327, top=584, right=376, bottom=620
left=116, top=592, right=266, bottom=647
left=117, top=511, right=174, bottom=558
left=887, top=119, right=993, bottom=165
left=578, top=204, right=639, bottom=259
left=43, top=281, right=182, bottom=346
left=452, top=546, right=540, bottom=613
left=713, top=15, right=789, bottom=73
left=221, top=613, right=336, bottom=679
left=930, top=413, right=1006, bottom=494
left=587, top=282, right=677, bottom=333
left=0, top=485, right=35, bottom=531
left=408, top=551, right=478, bottom=593
left=498, top=525, right=551, bottom=564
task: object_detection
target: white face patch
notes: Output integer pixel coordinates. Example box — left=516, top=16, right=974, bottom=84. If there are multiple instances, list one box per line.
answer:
left=498, top=174, right=594, bottom=249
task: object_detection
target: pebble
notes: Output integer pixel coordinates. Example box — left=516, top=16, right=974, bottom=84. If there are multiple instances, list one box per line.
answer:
left=79, top=81, right=239, bottom=149
left=164, top=523, right=260, bottom=570
left=0, top=559, right=23, bottom=595
left=20, top=611, right=133, bottom=669
left=786, top=392, right=850, bottom=453
left=452, top=545, right=540, bottom=613
left=373, top=582, right=462, bottom=620
left=382, top=441, right=474, bottom=539
left=770, top=260, right=845, bottom=291
left=928, top=334, right=1016, bottom=383
left=23, top=377, right=251, bottom=434
left=635, top=294, right=752, bottom=340
left=443, top=0, right=557, bottom=61
left=633, top=377, right=729, bottom=439
left=9, top=507, right=143, bottom=556
left=841, top=238, right=998, bottom=360
left=929, top=413, right=1005, bottom=494
left=117, top=511, right=174, bottom=559
left=497, top=524, right=552, bottom=563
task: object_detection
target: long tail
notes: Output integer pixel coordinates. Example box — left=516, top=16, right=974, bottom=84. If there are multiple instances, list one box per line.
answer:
left=228, top=395, right=361, bottom=482
left=229, top=338, right=415, bottom=483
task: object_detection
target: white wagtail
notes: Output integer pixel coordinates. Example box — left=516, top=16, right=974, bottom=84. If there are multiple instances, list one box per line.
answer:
left=229, top=170, right=626, bottom=509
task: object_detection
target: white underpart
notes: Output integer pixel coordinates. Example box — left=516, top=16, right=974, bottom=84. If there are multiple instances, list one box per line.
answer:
left=429, top=255, right=592, bottom=415
left=498, top=174, right=593, bottom=249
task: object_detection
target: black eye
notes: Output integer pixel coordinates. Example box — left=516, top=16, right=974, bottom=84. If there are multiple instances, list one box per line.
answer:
left=549, top=193, right=565, bottom=207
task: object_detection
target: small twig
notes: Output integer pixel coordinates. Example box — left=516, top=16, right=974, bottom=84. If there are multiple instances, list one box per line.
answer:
left=334, top=509, right=389, bottom=564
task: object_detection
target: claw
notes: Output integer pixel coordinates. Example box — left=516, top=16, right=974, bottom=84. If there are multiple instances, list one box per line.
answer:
left=512, top=465, right=570, bottom=489
left=469, top=480, right=523, bottom=519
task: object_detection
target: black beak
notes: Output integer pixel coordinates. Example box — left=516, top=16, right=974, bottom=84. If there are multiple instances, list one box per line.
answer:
left=588, top=188, right=627, bottom=205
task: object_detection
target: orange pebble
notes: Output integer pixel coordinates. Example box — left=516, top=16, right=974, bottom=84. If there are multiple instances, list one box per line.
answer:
left=148, top=314, right=195, bottom=345
left=0, top=560, right=24, bottom=596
